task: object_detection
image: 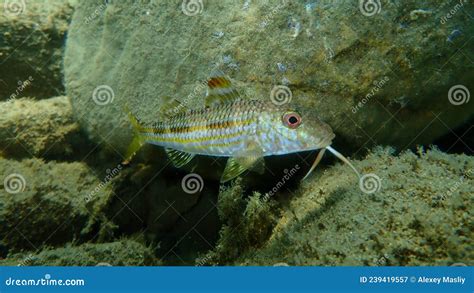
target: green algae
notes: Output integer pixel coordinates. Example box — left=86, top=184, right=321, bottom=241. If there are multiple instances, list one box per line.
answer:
left=196, top=179, right=279, bottom=265
left=0, top=238, right=159, bottom=266
left=228, top=147, right=473, bottom=266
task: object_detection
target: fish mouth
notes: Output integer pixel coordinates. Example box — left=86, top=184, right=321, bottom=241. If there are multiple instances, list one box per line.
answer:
left=317, top=135, right=334, bottom=149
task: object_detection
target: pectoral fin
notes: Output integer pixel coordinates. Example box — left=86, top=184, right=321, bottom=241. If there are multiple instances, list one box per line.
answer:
left=221, top=156, right=265, bottom=182
left=165, top=148, right=196, bottom=168
left=221, top=157, right=248, bottom=183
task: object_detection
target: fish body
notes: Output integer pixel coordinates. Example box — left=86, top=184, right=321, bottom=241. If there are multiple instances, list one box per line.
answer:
left=125, top=71, right=358, bottom=182
left=133, top=99, right=334, bottom=158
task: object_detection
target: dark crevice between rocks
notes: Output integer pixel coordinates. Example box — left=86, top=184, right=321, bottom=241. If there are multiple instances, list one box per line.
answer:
left=432, top=115, right=474, bottom=155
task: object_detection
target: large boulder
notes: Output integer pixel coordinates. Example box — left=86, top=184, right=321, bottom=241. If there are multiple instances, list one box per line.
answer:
left=64, top=0, right=473, bottom=157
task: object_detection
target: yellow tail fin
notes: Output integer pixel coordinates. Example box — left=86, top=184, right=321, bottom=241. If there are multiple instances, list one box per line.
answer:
left=123, top=105, right=144, bottom=164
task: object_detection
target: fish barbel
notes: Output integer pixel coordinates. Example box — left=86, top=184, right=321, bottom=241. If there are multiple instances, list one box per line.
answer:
left=125, top=71, right=360, bottom=182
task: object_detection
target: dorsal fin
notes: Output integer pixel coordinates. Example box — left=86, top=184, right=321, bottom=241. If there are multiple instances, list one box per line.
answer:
left=165, top=148, right=196, bottom=168
left=205, top=70, right=241, bottom=107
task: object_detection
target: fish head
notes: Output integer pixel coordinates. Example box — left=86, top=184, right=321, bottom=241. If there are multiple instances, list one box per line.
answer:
left=262, top=105, right=335, bottom=155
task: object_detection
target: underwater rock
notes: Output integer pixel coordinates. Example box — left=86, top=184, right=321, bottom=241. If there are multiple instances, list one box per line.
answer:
left=0, top=0, right=75, bottom=100
left=64, top=1, right=474, bottom=155
left=102, top=164, right=221, bottom=264
left=227, top=148, right=473, bottom=266
left=0, top=96, right=80, bottom=158
left=0, top=239, right=159, bottom=266
left=0, top=157, right=112, bottom=251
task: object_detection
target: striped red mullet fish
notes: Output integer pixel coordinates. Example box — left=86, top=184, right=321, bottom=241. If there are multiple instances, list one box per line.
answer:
left=124, top=71, right=360, bottom=182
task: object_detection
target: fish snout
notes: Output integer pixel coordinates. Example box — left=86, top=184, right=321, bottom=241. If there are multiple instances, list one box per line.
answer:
left=318, top=122, right=335, bottom=148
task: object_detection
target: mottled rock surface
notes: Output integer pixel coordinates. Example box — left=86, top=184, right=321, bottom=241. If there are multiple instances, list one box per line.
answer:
left=218, top=148, right=473, bottom=266
left=0, top=239, right=159, bottom=266
left=0, top=157, right=112, bottom=251
left=0, top=96, right=80, bottom=158
left=0, top=0, right=75, bottom=100
left=65, top=0, right=474, bottom=155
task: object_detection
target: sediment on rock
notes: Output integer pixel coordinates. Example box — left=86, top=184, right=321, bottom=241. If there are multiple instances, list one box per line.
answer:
left=0, top=157, right=113, bottom=251
left=0, top=0, right=75, bottom=100
left=0, top=96, right=81, bottom=159
left=0, top=239, right=160, bottom=266
left=231, top=148, right=473, bottom=266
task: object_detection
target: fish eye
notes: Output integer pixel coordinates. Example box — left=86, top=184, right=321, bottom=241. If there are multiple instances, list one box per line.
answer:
left=282, top=112, right=302, bottom=129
